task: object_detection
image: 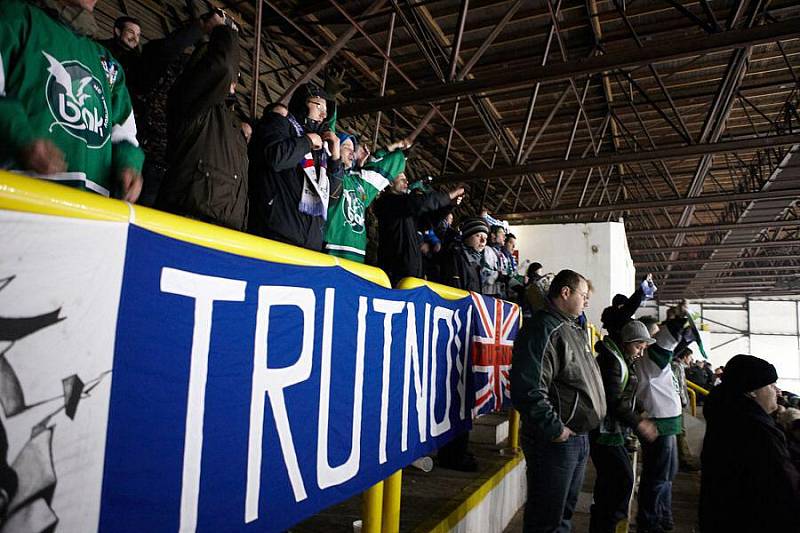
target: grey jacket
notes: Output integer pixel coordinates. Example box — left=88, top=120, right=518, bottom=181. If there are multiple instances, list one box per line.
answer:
left=511, top=302, right=606, bottom=441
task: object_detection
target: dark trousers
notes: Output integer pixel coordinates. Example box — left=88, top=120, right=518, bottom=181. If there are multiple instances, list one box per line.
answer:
left=637, top=434, right=678, bottom=529
left=521, top=431, right=590, bottom=533
left=437, top=432, right=469, bottom=465
left=589, top=441, right=634, bottom=533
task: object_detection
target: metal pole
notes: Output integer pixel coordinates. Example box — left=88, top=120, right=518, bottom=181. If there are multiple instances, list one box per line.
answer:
left=373, top=12, right=396, bottom=149
left=631, top=239, right=800, bottom=254
left=250, top=0, right=264, bottom=119
left=361, top=482, right=384, bottom=533
left=381, top=471, right=402, bottom=533
left=280, top=0, right=388, bottom=103
left=504, top=188, right=800, bottom=219
left=440, top=132, right=800, bottom=183
left=627, top=219, right=800, bottom=237
left=340, top=19, right=800, bottom=116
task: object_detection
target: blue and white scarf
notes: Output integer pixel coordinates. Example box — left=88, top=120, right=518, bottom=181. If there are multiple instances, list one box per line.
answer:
left=288, top=114, right=330, bottom=220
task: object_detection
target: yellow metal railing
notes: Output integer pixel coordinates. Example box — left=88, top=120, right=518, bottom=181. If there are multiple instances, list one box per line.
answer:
left=687, top=388, right=698, bottom=417
left=687, top=379, right=710, bottom=397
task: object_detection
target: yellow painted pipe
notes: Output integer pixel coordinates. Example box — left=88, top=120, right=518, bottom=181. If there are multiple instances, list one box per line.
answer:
left=508, top=409, right=520, bottom=451
left=687, top=388, right=697, bottom=417
left=381, top=470, right=402, bottom=533
left=686, top=379, right=710, bottom=397
left=361, top=482, right=384, bottom=533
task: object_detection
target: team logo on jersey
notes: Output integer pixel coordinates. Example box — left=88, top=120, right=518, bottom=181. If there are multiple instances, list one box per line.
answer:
left=100, top=55, right=120, bottom=87
left=342, top=188, right=365, bottom=233
left=43, top=51, right=110, bottom=148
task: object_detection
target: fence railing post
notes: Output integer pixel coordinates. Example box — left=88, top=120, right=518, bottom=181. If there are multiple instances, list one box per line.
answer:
left=381, top=470, right=402, bottom=533
left=361, top=481, right=384, bottom=533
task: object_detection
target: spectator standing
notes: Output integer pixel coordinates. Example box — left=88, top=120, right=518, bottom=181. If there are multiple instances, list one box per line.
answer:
left=248, top=83, right=342, bottom=250
left=600, top=274, right=654, bottom=345
left=99, top=14, right=211, bottom=205
left=635, top=316, right=692, bottom=533
left=699, top=354, right=800, bottom=532
left=438, top=217, right=487, bottom=293
left=156, top=16, right=249, bottom=230
left=481, top=225, right=509, bottom=298
left=435, top=217, right=488, bottom=472
left=323, top=135, right=407, bottom=262
left=511, top=270, right=606, bottom=533
left=523, top=262, right=548, bottom=317
left=673, top=348, right=700, bottom=471
left=0, top=0, right=143, bottom=201
left=373, top=176, right=463, bottom=286
left=591, top=320, right=658, bottom=533
left=434, top=211, right=459, bottom=248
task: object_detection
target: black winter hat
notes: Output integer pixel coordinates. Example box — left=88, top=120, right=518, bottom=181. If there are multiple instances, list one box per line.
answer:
left=460, top=217, right=489, bottom=240
left=723, top=354, right=778, bottom=393
left=612, top=293, right=628, bottom=307
left=288, top=83, right=331, bottom=132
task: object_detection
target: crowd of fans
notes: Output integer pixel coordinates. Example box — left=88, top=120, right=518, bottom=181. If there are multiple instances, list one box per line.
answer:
left=0, top=0, right=538, bottom=292
left=2, top=1, right=799, bottom=531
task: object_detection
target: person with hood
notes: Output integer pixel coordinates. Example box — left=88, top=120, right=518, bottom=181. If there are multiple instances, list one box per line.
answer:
left=600, top=273, right=654, bottom=345
left=156, top=13, right=249, bottom=230
left=511, top=269, right=606, bottom=533
left=699, top=354, right=800, bottom=532
left=248, top=83, right=342, bottom=250
left=590, top=320, right=658, bottom=533
left=373, top=172, right=464, bottom=286
left=323, top=135, right=408, bottom=262
left=0, top=0, right=144, bottom=201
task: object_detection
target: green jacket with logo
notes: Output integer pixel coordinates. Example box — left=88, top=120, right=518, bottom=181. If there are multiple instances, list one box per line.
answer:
left=0, top=0, right=144, bottom=196
left=511, top=303, right=606, bottom=441
left=324, top=149, right=405, bottom=263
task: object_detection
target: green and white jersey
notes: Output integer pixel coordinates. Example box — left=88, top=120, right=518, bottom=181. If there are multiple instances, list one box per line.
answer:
left=0, top=0, right=144, bottom=196
left=324, top=149, right=405, bottom=263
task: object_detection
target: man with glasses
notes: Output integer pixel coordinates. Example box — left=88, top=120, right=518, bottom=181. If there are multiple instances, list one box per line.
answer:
left=248, top=82, right=342, bottom=251
left=511, top=269, right=606, bottom=532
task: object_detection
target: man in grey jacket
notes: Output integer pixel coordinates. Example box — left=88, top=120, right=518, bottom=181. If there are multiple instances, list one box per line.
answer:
left=511, top=269, right=606, bottom=532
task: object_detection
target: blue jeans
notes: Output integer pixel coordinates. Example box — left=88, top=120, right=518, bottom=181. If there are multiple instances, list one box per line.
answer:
left=637, top=434, right=678, bottom=530
left=521, top=431, right=590, bottom=533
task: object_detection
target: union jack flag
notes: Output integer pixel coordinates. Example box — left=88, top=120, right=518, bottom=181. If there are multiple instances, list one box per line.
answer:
left=470, top=293, right=520, bottom=416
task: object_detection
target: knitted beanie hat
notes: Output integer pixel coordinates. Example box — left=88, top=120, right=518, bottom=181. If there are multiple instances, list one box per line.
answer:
left=723, top=354, right=778, bottom=393
left=460, top=217, right=489, bottom=240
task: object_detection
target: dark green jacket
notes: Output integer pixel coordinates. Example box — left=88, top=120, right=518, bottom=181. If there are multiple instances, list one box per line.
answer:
left=511, top=303, right=606, bottom=441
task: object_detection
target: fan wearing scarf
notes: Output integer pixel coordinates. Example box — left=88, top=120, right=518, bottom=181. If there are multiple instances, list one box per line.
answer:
left=248, top=82, right=342, bottom=251
left=324, top=134, right=408, bottom=263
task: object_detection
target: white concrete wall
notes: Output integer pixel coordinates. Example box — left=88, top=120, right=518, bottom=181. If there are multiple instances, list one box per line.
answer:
left=510, top=221, right=637, bottom=328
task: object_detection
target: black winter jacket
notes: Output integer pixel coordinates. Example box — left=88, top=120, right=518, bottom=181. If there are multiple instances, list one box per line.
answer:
left=699, top=385, right=800, bottom=532
left=594, top=337, right=642, bottom=444
left=438, top=242, right=482, bottom=292
left=374, top=190, right=451, bottom=285
left=157, top=26, right=248, bottom=230
left=511, top=303, right=606, bottom=441
left=247, top=114, right=343, bottom=251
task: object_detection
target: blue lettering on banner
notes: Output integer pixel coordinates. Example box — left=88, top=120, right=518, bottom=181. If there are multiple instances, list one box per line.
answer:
left=99, top=226, right=475, bottom=532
